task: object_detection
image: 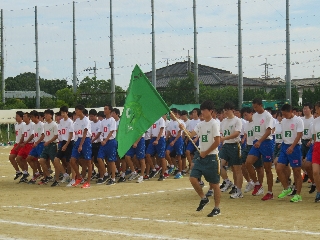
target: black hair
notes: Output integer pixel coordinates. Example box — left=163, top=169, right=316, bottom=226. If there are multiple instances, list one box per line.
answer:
left=271, top=110, right=277, bottom=115
left=217, top=108, right=223, bottom=114
left=97, top=111, right=105, bottom=118
left=39, top=112, right=44, bottom=118
left=200, top=100, right=214, bottom=111
left=75, top=104, right=85, bottom=111
left=170, top=108, right=178, bottom=114
left=55, top=111, right=61, bottom=116
left=60, top=106, right=69, bottom=113
left=83, top=109, right=88, bottom=115
left=252, top=98, right=263, bottom=105
left=303, top=102, right=313, bottom=110
left=223, top=101, right=235, bottom=111
left=16, top=111, right=24, bottom=118
left=105, top=104, right=113, bottom=111
left=241, top=107, right=253, bottom=115
left=44, top=109, right=54, bottom=117
left=292, top=107, right=298, bottom=112
left=276, top=111, right=282, bottom=117
left=30, top=110, right=39, bottom=117
left=177, top=110, right=181, bottom=116
left=68, top=112, right=73, bottom=118
left=89, top=109, right=98, bottom=116
left=112, top=108, right=120, bottom=115
left=23, top=112, right=31, bottom=118
left=181, top=110, right=188, bottom=116
left=281, top=104, right=292, bottom=112
left=72, top=111, right=76, bottom=115
left=193, top=108, right=201, bottom=117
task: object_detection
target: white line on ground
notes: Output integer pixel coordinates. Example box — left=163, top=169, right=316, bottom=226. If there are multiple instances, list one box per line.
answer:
left=3, top=205, right=320, bottom=236
left=39, top=187, right=195, bottom=206
left=0, top=219, right=192, bottom=240
left=0, top=235, right=27, bottom=240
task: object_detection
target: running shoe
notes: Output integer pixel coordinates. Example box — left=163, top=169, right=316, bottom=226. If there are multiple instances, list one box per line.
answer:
left=278, top=188, right=292, bottom=199
left=207, top=208, right=220, bottom=217
left=168, top=166, right=175, bottom=174
left=206, top=190, right=214, bottom=197
left=315, top=193, right=320, bottom=203
left=51, top=180, right=60, bottom=187
left=149, top=170, right=157, bottom=179
left=158, top=175, right=165, bottom=181
left=81, top=182, right=90, bottom=189
left=229, top=186, right=236, bottom=194
left=28, top=178, right=36, bottom=184
left=154, top=167, right=162, bottom=176
left=143, top=175, right=149, bottom=180
left=230, top=190, right=244, bottom=199
left=96, top=178, right=104, bottom=184
left=252, top=184, right=264, bottom=196
left=136, top=176, right=143, bottom=183
left=14, top=172, right=23, bottom=180
left=60, top=175, right=70, bottom=183
left=117, top=177, right=126, bottom=183
left=163, top=173, right=169, bottom=179
left=221, top=182, right=233, bottom=192
left=290, top=194, right=302, bottom=202
left=275, top=177, right=280, bottom=183
left=106, top=178, right=116, bottom=186
left=72, top=178, right=83, bottom=187
left=174, top=173, right=183, bottom=179
left=66, top=179, right=75, bottom=187
left=309, top=184, right=316, bottom=194
left=244, top=182, right=254, bottom=193
left=199, top=181, right=205, bottom=188
left=196, top=198, right=210, bottom=211
left=219, top=180, right=226, bottom=189
left=261, top=193, right=273, bottom=201
left=289, top=189, right=297, bottom=196
left=128, top=172, right=139, bottom=181
left=302, top=173, right=309, bottom=183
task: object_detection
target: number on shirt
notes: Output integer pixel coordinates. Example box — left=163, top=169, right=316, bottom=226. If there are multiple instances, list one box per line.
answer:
left=46, top=131, right=50, bottom=136
left=92, top=132, right=96, bottom=137
left=152, top=124, right=156, bottom=129
left=276, top=134, right=282, bottom=139
left=202, top=135, right=208, bottom=142
left=223, top=129, right=230, bottom=137
left=24, top=132, right=27, bottom=137
left=255, top=126, right=260, bottom=132
left=285, top=131, right=292, bottom=138
left=78, top=130, right=83, bottom=135
left=15, top=131, right=18, bottom=136
left=104, top=127, right=108, bottom=132
left=317, top=132, right=320, bottom=140
left=304, top=129, right=309, bottom=135
left=248, top=130, right=253, bottom=137
left=62, top=129, right=66, bottom=135
left=34, top=133, right=39, bottom=138
left=172, top=130, right=176, bottom=135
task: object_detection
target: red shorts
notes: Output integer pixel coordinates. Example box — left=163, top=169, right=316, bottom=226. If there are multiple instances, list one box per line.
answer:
left=17, top=143, right=34, bottom=160
left=312, top=142, right=320, bottom=165
left=10, top=143, right=21, bottom=155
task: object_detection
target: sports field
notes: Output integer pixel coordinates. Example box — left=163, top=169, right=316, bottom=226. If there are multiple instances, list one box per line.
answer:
left=0, top=146, right=319, bottom=240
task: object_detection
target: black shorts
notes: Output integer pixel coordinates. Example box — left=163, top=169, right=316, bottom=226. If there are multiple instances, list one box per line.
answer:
left=55, top=140, right=74, bottom=162
left=92, top=142, right=101, bottom=163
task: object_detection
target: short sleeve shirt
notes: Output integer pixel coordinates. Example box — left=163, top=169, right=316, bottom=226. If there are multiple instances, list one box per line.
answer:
left=281, top=116, right=304, bottom=145
left=252, top=110, right=274, bottom=140
left=44, top=121, right=58, bottom=143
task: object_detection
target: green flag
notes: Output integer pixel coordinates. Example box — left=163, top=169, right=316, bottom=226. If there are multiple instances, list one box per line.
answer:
left=116, top=65, right=170, bottom=158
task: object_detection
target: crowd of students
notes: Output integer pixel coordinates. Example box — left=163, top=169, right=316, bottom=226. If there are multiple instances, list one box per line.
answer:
left=7, top=98, right=320, bottom=217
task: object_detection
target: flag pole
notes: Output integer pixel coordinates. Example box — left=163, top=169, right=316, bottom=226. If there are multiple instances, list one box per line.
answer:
left=170, top=111, right=200, bottom=153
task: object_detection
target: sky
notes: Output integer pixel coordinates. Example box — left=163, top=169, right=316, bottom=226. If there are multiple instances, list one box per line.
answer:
left=1, top=0, right=320, bottom=90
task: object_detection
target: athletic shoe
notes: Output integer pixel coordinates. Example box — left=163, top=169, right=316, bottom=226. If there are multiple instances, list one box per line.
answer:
left=181, top=171, right=187, bottom=176
left=288, top=178, right=292, bottom=186
left=115, top=172, right=121, bottom=178
left=309, top=184, right=316, bottom=194
left=244, top=182, right=254, bottom=193
left=207, top=208, right=220, bottom=217
left=174, top=173, right=183, bottom=179
left=102, top=175, right=109, bottom=183
left=199, top=181, right=205, bottom=188
left=80, top=178, right=85, bottom=184
left=302, top=173, right=309, bottom=183
left=315, top=193, right=320, bottom=203
left=219, top=180, right=226, bottom=189
left=128, top=172, right=139, bottom=181
left=278, top=188, right=292, bottom=199
left=46, top=176, right=54, bottom=182
left=51, top=180, right=60, bottom=187
left=206, top=190, right=214, bottom=197
left=136, top=176, right=143, bottom=183
left=91, top=173, right=99, bottom=180
left=158, top=175, right=165, bottom=181
left=72, top=178, right=83, bottom=187
left=155, top=167, right=162, bottom=176
left=275, top=177, right=280, bottom=183
left=168, top=166, right=175, bottom=174
left=230, top=190, right=243, bottom=199
left=19, top=177, right=28, bottom=183
left=14, top=172, right=23, bottom=180
left=290, top=194, right=302, bottom=202
left=48, top=169, right=54, bottom=174
left=125, top=169, right=132, bottom=176
left=106, top=178, right=116, bottom=186
left=173, top=169, right=179, bottom=176
left=149, top=170, right=157, bottom=179
left=96, top=178, right=104, bottom=184
left=196, top=198, right=210, bottom=211
left=117, top=177, right=126, bottom=183
left=38, top=177, right=50, bottom=185
left=261, top=193, right=273, bottom=201
left=221, top=182, right=233, bottom=192
left=229, top=186, right=236, bottom=194
left=60, top=175, right=70, bottom=183
left=163, top=173, right=169, bottom=178
left=308, top=179, right=312, bottom=183
left=143, top=175, right=149, bottom=180
left=28, top=178, right=36, bottom=184
left=66, top=179, right=75, bottom=187
left=252, top=184, right=264, bottom=196
left=289, top=189, right=297, bottom=196
left=81, top=182, right=90, bottom=189
left=59, top=173, right=63, bottom=181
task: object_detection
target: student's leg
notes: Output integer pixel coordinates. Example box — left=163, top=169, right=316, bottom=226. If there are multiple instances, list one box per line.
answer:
left=210, top=183, right=221, bottom=208
left=304, top=161, right=314, bottom=183
left=313, top=164, right=320, bottom=192
left=190, top=177, right=205, bottom=198
left=9, top=154, right=20, bottom=172
left=220, top=159, right=228, bottom=180
left=53, top=157, right=65, bottom=181
left=264, top=162, right=273, bottom=192
left=276, top=163, right=289, bottom=189
left=292, top=167, right=302, bottom=195
left=233, top=165, right=243, bottom=190
left=70, top=157, right=81, bottom=178
left=40, top=158, right=50, bottom=178
left=245, top=155, right=259, bottom=183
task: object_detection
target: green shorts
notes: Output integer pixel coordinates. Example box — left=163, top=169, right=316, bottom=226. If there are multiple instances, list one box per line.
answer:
left=219, top=143, right=242, bottom=166
left=190, top=152, right=220, bottom=184
left=40, top=143, right=57, bottom=162
left=242, top=145, right=263, bottom=168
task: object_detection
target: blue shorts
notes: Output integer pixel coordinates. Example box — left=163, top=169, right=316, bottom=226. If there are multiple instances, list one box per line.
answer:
left=240, top=135, right=246, bottom=150
left=126, top=137, right=145, bottom=160
left=29, top=142, right=45, bottom=158
left=71, top=138, right=92, bottom=160
left=306, top=144, right=314, bottom=162
left=248, top=139, right=274, bottom=163
left=97, top=139, right=117, bottom=162
left=166, top=137, right=184, bottom=156
left=146, top=137, right=165, bottom=158
left=278, top=143, right=302, bottom=168
left=186, top=138, right=199, bottom=154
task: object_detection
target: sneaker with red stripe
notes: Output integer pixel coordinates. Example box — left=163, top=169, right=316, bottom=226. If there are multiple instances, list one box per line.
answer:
left=261, top=193, right=273, bottom=201
left=81, top=182, right=90, bottom=189
left=252, top=184, right=264, bottom=196
left=72, top=178, right=83, bottom=187
left=164, top=173, right=169, bottom=179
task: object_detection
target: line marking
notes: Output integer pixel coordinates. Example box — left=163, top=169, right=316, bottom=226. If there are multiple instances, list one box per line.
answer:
left=3, top=205, right=320, bottom=236
left=0, top=219, right=191, bottom=240
left=39, top=187, right=195, bottom=206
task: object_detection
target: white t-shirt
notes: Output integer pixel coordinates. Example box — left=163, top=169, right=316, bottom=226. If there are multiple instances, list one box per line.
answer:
left=194, top=118, right=220, bottom=155
left=301, top=116, right=314, bottom=140
left=274, top=121, right=283, bottom=144
left=115, top=119, right=120, bottom=130
left=151, top=117, right=166, bottom=138
left=74, top=116, right=92, bottom=139
left=244, top=121, right=255, bottom=145
left=167, top=120, right=185, bottom=138
left=22, top=122, right=35, bottom=143
left=252, top=110, right=274, bottom=141
left=313, top=117, right=320, bottom=142
left=100, top=117, right=116, bottom=140
left=184, top=119, right=190, bottom=131
left=91, top=120, right=102, bottom=143
left=145, top=127, right=151, bottom=140
left=44, top=121, right=58, bottom=143
left=59, top=118, right=74, bottom=141
left=15, top=122, right=26, bottom=143
left=220, top=117, right=242, bottom=144
left=241, top=118, right=247, bottom=136
left=187, top=119, right=201, bottom=132
left=33, top=121, right=44, bottom=143
left=272, top=118, right=277, bottom=136
left=281, top=116, right=304, bottom=145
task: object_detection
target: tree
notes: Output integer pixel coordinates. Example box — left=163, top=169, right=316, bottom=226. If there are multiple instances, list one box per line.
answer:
left=56, top=88, right=77, bottom=107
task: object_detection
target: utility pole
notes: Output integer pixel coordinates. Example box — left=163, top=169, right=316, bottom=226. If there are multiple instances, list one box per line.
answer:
left=151, top=0, right=156, bottom=88
left=238, top=0, right=243, bottom=110
left=35, top=6, right=40, bottom=108
left=193, top=0, right=199, bottom=103
left=1, top=9, right=5, bottom=103
left=260, top=58, right=272, bottom=80
left=285, top=0, right=291, bottom=104
left=83, top=61, right=97, bottom=79
left=73, top=1, right=77, bottom=93
left=110, top=0, right=115, bottom=107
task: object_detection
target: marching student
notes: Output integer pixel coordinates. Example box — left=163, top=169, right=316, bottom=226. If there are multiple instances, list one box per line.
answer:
left=51, top=106, right=74, bottom=187
left=276, top=104, right=304, bottom=202
left=179, top=100, right=221, bottom=217
left=219, top=102, right=243, bottom=198
left=9, top=111, right=25, bottom=180
left=245, top=98, right=274, bottom=201
left=16, top=112, right=35, bottom=183
left=70, top=105, right=92, bottom=188
left=312, top=102, right=320, bottom=202
left=38, top=109, right=58, bottom=184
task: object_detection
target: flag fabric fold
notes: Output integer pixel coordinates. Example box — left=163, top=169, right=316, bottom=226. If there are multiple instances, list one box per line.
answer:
left=116, top=65, right=170, bottom=158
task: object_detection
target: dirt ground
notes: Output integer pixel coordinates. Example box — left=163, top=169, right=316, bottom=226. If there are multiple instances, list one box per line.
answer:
left=0, top=146, right=320, bottom=240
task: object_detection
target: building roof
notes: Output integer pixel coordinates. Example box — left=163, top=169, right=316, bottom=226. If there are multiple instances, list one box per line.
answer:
left=5, top=91, right=53, bottom=98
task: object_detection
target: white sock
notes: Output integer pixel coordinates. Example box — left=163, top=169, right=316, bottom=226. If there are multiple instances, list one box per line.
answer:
left=121, top=173, right=125, bottom=178
left=255, top=181, right=260, bottom=185
left=63, top=173, right=69, bottom=177
left=155, top=164, right=159, bottom=169
left=170, top=165, right=174, bottom=168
